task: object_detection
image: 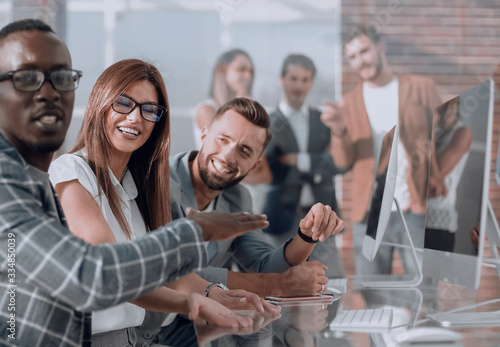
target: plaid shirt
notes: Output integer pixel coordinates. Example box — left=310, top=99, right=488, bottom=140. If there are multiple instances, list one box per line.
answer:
left=0, top=134, right=208, bottom=346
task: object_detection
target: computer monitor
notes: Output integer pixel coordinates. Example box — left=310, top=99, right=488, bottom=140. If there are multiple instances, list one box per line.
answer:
left=362, top=125, right=398, bottom=262
left=360, top=126, right=423, bottom=288
left=422, top=79, right=494, bottom=290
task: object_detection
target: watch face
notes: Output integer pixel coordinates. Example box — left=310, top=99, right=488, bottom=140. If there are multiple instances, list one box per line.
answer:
left=218, top=283, right=229, bottom=291
left=203, top=282, right=228, bottom=297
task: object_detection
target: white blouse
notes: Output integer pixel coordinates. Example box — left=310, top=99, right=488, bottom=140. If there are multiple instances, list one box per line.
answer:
left=49, top=151, right=147, bottom=334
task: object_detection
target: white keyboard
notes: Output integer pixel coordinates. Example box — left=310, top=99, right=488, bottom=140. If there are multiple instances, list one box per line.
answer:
left=327, top=278, right=348, bottom=293
left=329, top=308, right=393, bottom=332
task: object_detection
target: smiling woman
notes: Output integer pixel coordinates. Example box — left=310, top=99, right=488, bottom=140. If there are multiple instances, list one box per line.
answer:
left=49, top=59, right=171, bottom=341
left=46, top=59, right=277, bottom=346
left=54, top=59, right=172, bottom=240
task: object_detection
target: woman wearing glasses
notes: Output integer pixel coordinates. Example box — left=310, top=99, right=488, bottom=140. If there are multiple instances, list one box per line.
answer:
left=49, top=59, right=278, bottom=346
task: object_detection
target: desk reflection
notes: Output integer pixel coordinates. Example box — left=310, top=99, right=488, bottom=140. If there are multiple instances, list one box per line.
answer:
left=194, top=279, right=500, bottom=347
left=197, top=297, right=349, bottom=347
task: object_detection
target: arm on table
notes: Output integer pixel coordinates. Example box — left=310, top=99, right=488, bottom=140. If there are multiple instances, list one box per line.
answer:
left=227, top=260, right=329, bottom=297
left=56, top=180, right=273, bottom=320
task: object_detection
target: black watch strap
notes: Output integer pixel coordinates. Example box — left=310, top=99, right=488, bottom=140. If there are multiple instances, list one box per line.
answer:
left=297, top=227, right=318, bottom=243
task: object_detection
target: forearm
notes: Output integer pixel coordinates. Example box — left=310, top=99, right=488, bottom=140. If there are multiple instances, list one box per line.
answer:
left=131, top=286, right=190, bottom=314
left=283, top=235, right=315, bottom=266
left=227, top=262, right=326, bottom=298
left=429, top=142, right=442, bottom=179
left=167, top=273, right=210, bottom=295
left=436, top=128, right=472, bottom=177
left=227, top=271, right=285, bottom=297
left=9, top=215, right=206, bottom=311
left=329, top=131, right=354, bottom=169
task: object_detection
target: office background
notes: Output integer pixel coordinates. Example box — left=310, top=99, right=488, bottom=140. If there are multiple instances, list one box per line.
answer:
left=1, top=0, right=499, bottom=295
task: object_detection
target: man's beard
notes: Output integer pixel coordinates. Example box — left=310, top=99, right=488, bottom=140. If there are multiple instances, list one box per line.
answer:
left=360, top=52, right=384, bottom=81
left=26, top=140, right=63, bottom=153
left=198, top=153, right=245, bottom=191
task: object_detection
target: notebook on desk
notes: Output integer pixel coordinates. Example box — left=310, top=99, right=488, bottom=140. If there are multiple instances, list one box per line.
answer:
left=265, top=293, right=340, bottom=306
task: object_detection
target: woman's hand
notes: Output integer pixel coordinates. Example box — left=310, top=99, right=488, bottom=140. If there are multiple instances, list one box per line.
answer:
left=209, top=288, right=281, bottom=317
left=187, top=293, right=253, bottom=327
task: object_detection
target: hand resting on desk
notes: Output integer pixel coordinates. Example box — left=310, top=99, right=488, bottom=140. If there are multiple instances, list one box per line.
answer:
left=209, top=287, right=282, bottom=316
left=280, top=260, right=329, bottom=296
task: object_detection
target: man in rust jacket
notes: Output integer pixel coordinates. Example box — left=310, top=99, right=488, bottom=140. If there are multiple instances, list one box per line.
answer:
left=321, top=25, right=442, bottom=276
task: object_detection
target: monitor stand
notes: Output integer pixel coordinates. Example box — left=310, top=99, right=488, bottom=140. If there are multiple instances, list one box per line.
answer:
left=484, top=200, right=500, bottom=278
left=426, top=298, right=500, bottom=327
left=361, top=199, right=423, bottom=288
left=425, top=200, right=500, bottom=327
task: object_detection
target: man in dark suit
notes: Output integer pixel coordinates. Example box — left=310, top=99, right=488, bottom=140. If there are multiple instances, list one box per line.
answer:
left=263, top=54, right=344, bottom=276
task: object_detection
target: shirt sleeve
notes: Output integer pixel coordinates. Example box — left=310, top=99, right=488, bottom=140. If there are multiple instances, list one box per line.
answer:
left=49, top=153, right=99, bottom=198
left=0, top=156, right=208, bottom=312
left=230, top=230, right=292, bottom=273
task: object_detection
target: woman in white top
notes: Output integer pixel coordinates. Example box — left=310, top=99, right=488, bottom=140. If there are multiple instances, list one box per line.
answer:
left=194, top=49, right=254, bottom=140
left=425, top=97, right=472, bottom=252
left=49, top=59, right=278, bottom=347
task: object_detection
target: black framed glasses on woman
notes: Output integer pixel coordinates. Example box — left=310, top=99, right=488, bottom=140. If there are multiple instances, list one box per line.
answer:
left=0, top=69, right=82, bottom=92
left=112, top=94, right=167, bottom=123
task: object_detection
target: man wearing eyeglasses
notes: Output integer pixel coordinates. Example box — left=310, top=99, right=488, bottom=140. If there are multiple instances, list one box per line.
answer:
left=0, top=19, right=269, bottom=346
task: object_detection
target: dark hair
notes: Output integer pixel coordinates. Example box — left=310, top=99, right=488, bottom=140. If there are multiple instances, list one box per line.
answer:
left=213, top=97, right=272, bottom=150
left=71, top=59, right=171, bottom=238
left=0, top=19, right=53, bottom=41
left=281, top=54, right=316, bottom=77
left=343, top=25, right=381, bottom=48
left=209, top=49, right=254, bottom=105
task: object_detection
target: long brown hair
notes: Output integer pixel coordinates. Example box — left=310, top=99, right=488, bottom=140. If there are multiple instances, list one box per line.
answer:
left=208, top=49, right=254, bottom=106
left=71, top=59, right=171, bottom=238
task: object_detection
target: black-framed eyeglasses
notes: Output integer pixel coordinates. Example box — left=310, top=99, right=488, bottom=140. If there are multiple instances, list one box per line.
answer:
left=112, top=94, right=167, bottom=123
left=0, top=69, right=82, bottom=92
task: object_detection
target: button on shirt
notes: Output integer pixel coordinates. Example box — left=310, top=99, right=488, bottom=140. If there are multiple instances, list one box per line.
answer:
left=279, top=100, right=317, bottom=208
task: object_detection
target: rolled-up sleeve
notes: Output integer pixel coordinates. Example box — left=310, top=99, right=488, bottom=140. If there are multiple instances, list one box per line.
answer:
left=231, top=231, right=292, bottom=274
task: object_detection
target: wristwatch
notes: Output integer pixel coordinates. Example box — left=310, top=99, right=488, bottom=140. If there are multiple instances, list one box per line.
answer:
left=297, top=227, right=318, bottom=243
left=203, top=282, right=229, bottom=297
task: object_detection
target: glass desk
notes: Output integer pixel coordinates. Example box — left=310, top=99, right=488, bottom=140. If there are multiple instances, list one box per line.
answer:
left=192, top=276, right=500, bottom=347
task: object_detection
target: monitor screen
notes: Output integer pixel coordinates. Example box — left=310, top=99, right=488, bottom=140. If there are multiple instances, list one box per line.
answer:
left=422, top=79, right=494, bottom=289
left=362, top=125, right=398, bottom=261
